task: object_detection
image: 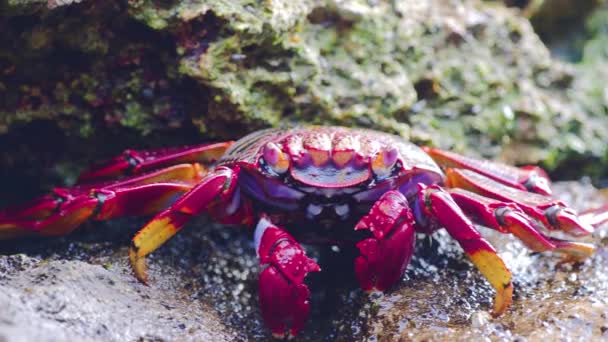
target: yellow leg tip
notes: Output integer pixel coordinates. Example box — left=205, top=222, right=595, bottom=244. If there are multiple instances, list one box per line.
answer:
left=129, top=246, right=149, bottom=284
left=491, top=282, right=513, bottom=317
left=556, top=242, right=595, bottom=262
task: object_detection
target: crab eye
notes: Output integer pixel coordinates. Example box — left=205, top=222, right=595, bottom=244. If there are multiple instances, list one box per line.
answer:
left=371, top=147, right=399, bottom=178
left=262, top=142, right=290, bottom=174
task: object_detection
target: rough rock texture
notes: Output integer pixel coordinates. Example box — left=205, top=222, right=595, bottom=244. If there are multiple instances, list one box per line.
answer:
left=1, top=182, right=606, bottom=342
left=1, top=0, right=608, bottom=341
left=0, top=256, right=235, bottom=341
left=0, top=0, right=607, bottom=203
left=365, top=180, right=608, bottom=341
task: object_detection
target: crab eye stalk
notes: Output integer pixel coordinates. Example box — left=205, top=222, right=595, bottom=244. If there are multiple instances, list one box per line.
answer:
left=262, top=142, right=290, bottom=174
left=371, top=147, right=399, bottom=178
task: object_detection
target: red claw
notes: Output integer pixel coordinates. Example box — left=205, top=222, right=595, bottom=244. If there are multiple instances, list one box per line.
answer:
left=354, top=191, right=416, bottom=292
left=256, top=222, right=319, bottom=338
left=258, top=266, right=313, bottom=338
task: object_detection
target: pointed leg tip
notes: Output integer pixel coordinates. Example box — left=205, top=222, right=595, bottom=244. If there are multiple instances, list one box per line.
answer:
left=491, top=282, right=513, bottom=318
left=129, top=248, right=149, bottom=284
left=554, top=241, right=595, bottom=262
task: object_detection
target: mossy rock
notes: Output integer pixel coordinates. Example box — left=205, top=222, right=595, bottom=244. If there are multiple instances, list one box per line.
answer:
left=0, top=0, right=606, bottom=201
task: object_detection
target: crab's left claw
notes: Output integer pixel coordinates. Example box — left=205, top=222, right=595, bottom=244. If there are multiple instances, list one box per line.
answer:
left=354, top=190, right=416, bottom=292
left=255, top=217, right=320, bottom=338
left=129, top=167, right=237, bottom=283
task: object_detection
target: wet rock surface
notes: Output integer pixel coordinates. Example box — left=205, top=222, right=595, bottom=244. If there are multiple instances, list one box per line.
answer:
left=1, top=1, right=607, bottom=341
left=0, top=180, right=606, bottom=341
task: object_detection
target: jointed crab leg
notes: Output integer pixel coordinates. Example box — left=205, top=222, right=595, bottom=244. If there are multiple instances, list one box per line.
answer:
left=129, top=166, right=240, bottom=283
left=449, top=188, right=595, bottom=261
left=423, top=147, right=552, bottom=195
left=78, top=142, right=233, bottom=182
left=417, top=185, right=513, bottom=316
left=581, top=204, right=608, bottom=229
left=446, top=168, right=594, bottom=237
left=0, top=163, right=203, bottom=239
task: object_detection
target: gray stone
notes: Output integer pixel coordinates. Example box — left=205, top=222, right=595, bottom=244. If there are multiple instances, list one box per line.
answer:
left=0, top=181, right=606, bottom=341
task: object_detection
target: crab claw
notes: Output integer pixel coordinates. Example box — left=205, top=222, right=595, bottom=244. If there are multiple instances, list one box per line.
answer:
left=354, top=191, right=416, bottom=291
left=256, top=218, right=320, bottom=338
left=259, top=265, right=315, bottom=339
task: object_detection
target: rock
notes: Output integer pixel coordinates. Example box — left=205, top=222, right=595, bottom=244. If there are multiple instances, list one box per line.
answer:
left=0, top=0, right=607, bottom=203
left=1, top=0, right=608, bottom=339
left=0, top=181, right=606, bottom=341
left=0, top=252, right=237, bottom=341
left=364, top=180, right=608, bottom=341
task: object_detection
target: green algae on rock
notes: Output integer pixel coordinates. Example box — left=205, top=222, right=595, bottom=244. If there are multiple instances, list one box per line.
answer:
left=0, top=0, right=607, bottom=179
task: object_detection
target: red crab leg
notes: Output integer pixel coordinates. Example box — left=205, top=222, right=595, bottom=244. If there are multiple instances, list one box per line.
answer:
left=449, top=188, right=594, bottom=261
left=353, top=190, right=416, bottom=291
left=255, top=216, right=320, bottom=338
left=580, top=204, right=608, bottom=229
left=417, top=184, right=513, bottom=316
left=78, top=142, right=232, bottom=183
left=0, top=164, right=203, bottom=239
left=446, top=168, right=594, bottom=237
left=423, top=147, right=552, bottom=195
left=129, top=166, right=241, bottom=283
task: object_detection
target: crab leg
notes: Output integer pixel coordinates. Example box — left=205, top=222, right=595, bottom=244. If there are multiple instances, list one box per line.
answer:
left=254, top=216, right=320, bottom=338
left=129, top=166, right=240, bottom=283
left=423, top=147, right=552, bottom=195
left=416, top=184, right=513, bottom=316
left=449, top=188, right=594, bottom=261
left=0, top=163, right=203, bottom=239
left=446, top=168, right=594, bottom=237
left=78, top=142, right=232, bottom=183
left=580, top=204, right=608, bottom=229
left=353, top=190, right=416, bottom=292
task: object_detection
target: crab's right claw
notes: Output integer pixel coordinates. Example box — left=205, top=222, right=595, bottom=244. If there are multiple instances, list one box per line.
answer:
left=256, top=219, right=320, bottom=338
left=258, top=264, right=317, bottom=339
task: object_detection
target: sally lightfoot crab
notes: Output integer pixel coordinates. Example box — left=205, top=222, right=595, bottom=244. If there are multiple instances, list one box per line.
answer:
left=1, top=126, right=606, bottom=338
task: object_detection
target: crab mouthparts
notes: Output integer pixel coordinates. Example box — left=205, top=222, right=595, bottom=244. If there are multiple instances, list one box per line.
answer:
left=290, top=163, right=371, bottom=188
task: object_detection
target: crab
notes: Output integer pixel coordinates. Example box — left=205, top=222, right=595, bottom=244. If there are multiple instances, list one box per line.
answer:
left=1, top=126, right=607, bottom=338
